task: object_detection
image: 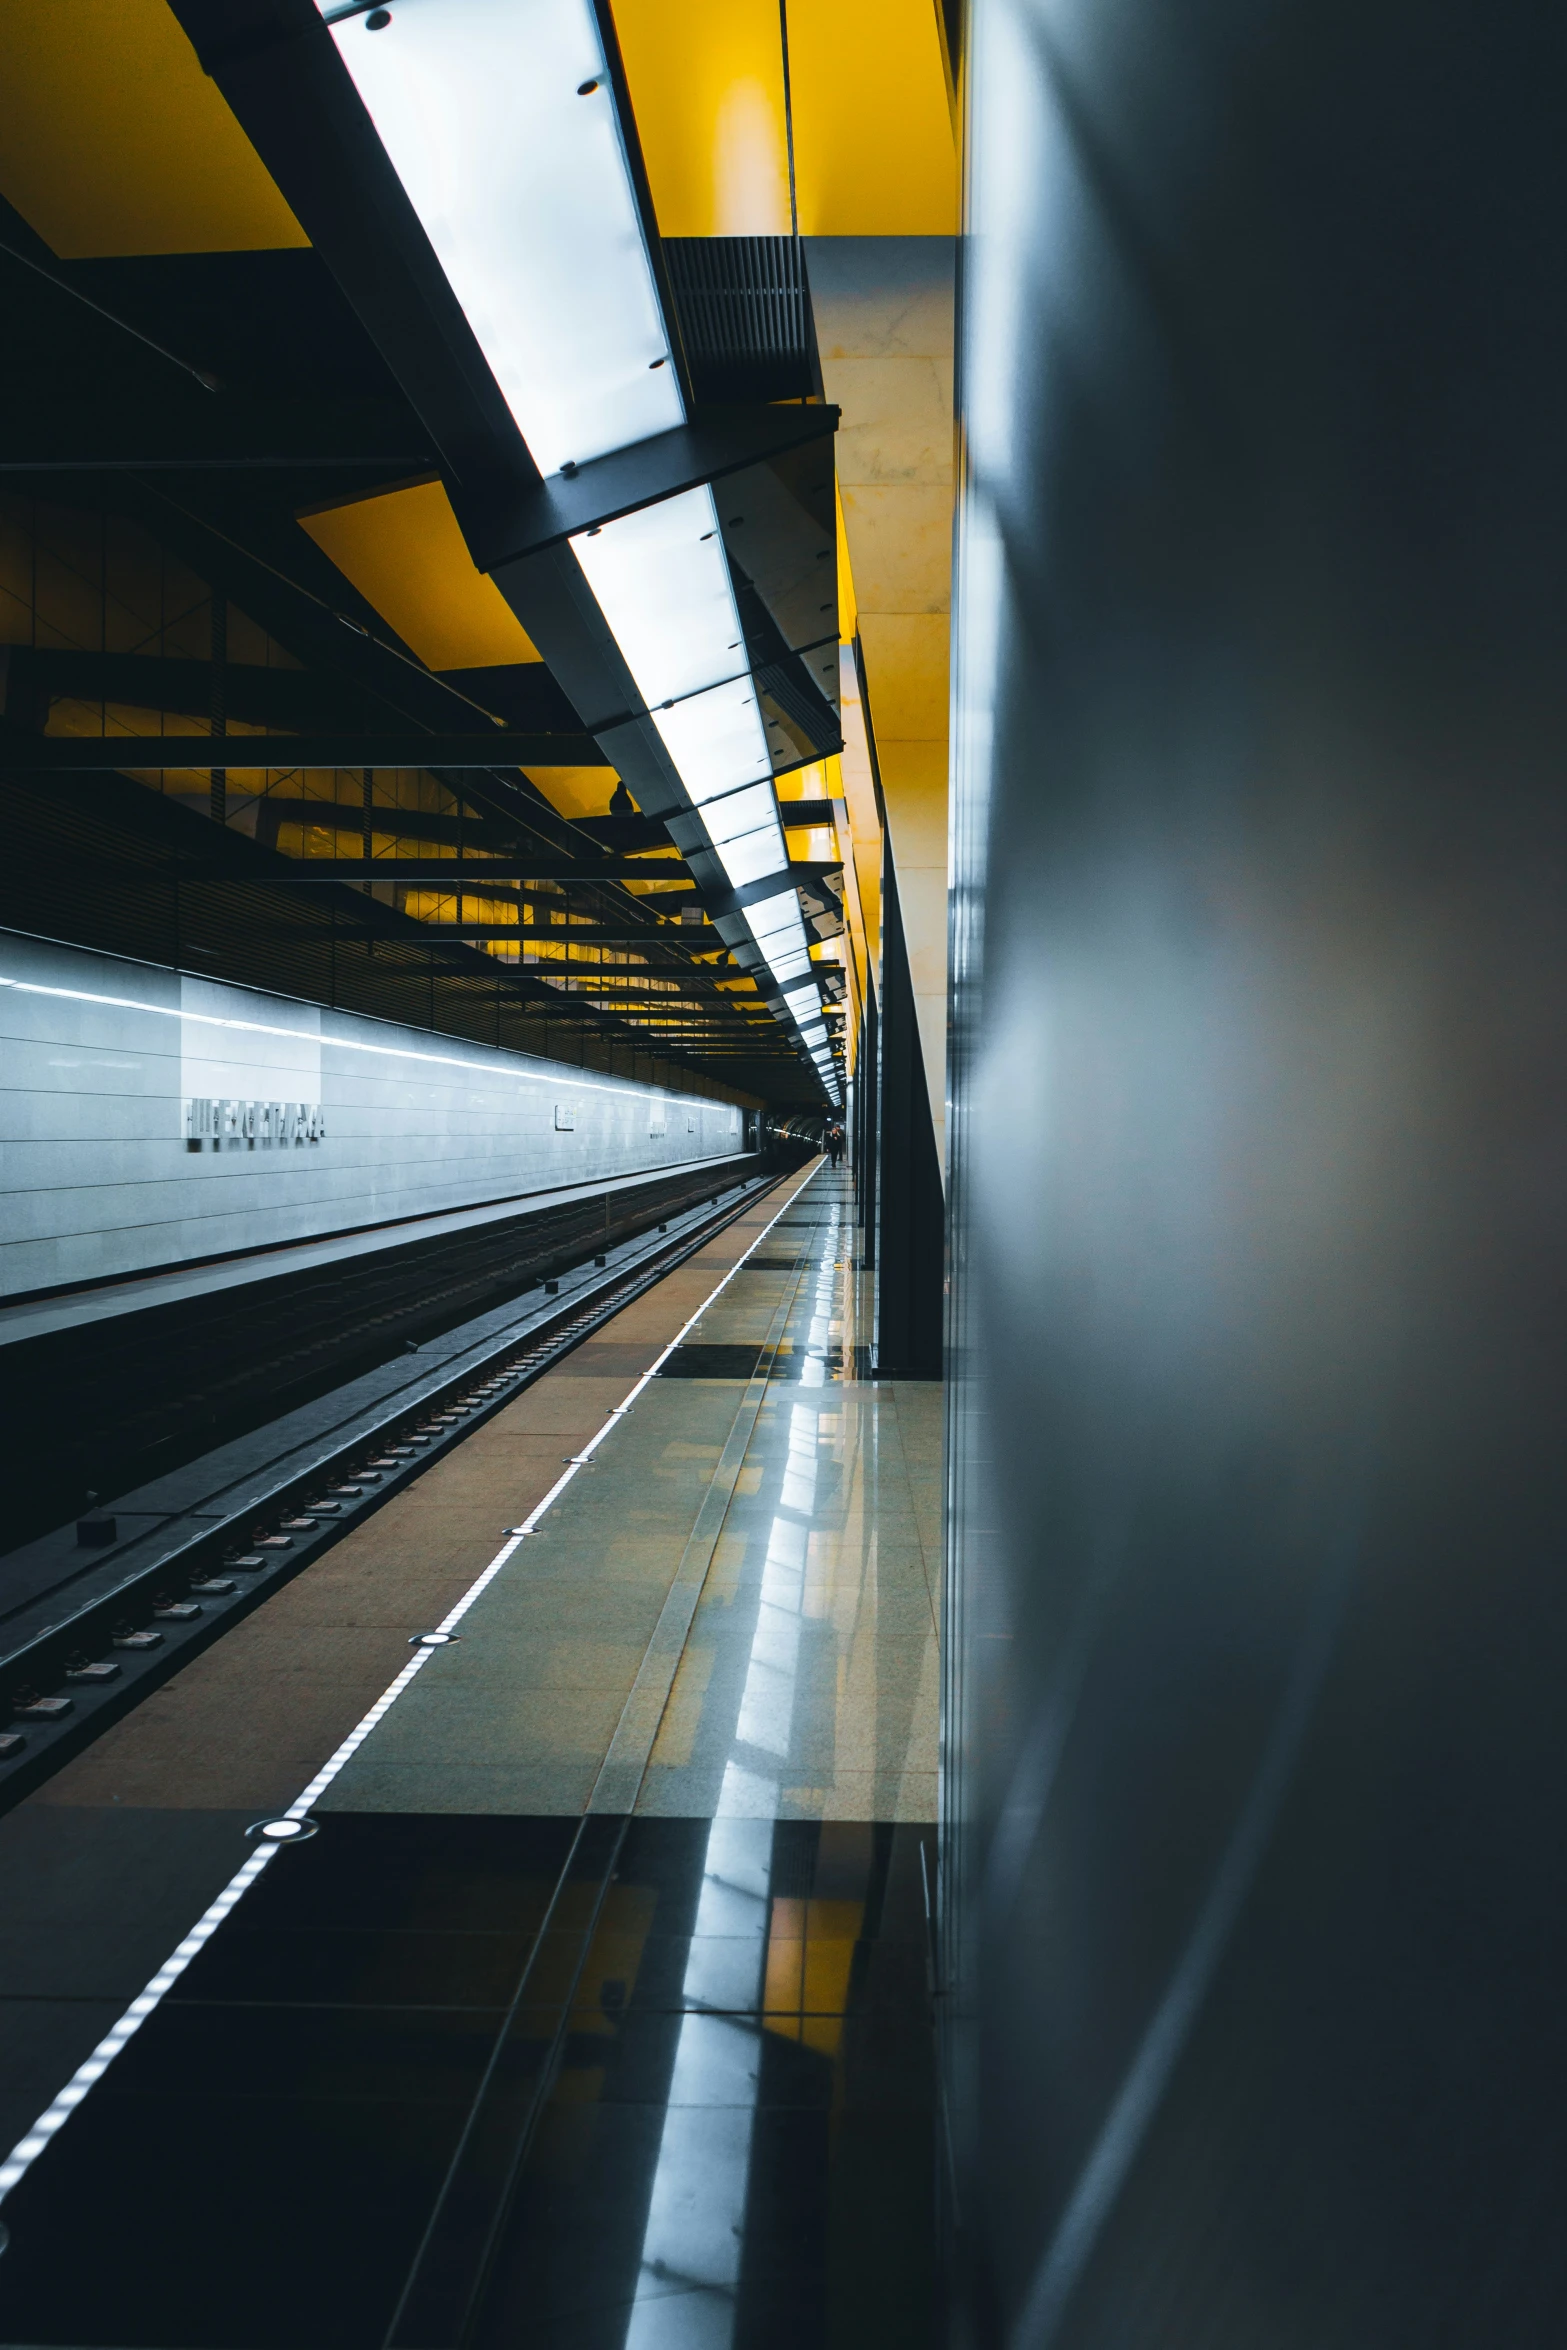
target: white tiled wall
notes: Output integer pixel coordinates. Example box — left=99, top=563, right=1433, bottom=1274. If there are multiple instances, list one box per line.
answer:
left=0, top=931, right=746, bottom=1297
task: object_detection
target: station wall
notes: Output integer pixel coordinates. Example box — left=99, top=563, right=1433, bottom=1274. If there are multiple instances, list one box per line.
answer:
left=0, top=929, right=748, bottom=1298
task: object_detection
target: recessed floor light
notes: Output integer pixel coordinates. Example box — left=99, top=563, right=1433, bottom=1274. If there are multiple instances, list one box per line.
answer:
left=246, top=1816, right=318, bottom=1843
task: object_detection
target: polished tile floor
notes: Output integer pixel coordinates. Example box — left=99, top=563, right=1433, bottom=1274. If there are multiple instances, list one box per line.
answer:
left=0, top=1166, right=943, bottom=2347
left=319, top=1169, right=940, bottom=1823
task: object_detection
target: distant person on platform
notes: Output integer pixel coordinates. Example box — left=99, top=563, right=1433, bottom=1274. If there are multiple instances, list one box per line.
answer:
left=828, top=1126, right=844, bottom=1168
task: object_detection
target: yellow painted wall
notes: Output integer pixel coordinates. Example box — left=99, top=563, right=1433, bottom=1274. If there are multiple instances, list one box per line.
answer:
left=613, top=0, right=790, bottom=237
left=299, top=483, right=541, bottom=673
left=786, top=0, right=957, bottom=236
left=615, top=0, right=954, bottom=238
left=0, top=0, right=306, bottom=256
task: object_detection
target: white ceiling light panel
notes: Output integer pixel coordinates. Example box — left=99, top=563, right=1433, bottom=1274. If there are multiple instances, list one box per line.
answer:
left=699, top=781, right=788, bottom=889
left=746, top=890, right=806, bottom=949
left=571, top=489, right=780, bottom=835
left=716, top=834, right=789, bottom=890
left=651, top=681, right=773, bottom=807
left=323, top=0, right=831, bottom=1085
left=701, top=782, right=779, bottom=845
left=323, top=0, right=682, bottom=475
left=570, top=488, right=741, bottom=706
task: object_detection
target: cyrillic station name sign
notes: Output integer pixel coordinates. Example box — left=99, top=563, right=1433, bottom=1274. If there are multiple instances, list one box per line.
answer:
left=185, top=1098, right=325, bottom=1150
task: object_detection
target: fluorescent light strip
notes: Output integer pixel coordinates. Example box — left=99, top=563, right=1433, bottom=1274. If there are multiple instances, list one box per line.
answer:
left=715, top=833, right=789, bottom=890
left=701, top=781, right=782, bottom=846
left=322, top=1, right=823, bottom=1079
left=571, top=489, right=743, bottom=711
left=0, top=978, right=712, bottom=1111
left=648, top=681, right=770, bottom=808
left=570, top=500, right=809, bottom=1001
left=323, top=0, right=681, bottom=474
left=732, top=886, right=823, bottom=1062
left=0, top=1161, right=823, bottom=2207
left=567, top=499, right=820, bottom=1069
left=745, top=889, right=804, bottom=943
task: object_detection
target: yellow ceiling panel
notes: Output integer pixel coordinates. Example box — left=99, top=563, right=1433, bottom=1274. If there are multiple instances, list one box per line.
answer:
left=525, top=767, right=618, bottom=820
left=787, top=0, right=957, bottom=235
left=299, top=482, right=541, bottom=672
left=0, top=0, right=306, bottom=256
left=613, top=0, right=790, bottom=237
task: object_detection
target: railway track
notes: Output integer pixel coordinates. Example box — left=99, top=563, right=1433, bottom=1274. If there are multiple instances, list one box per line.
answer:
left=0, top=1167, right=789, bottom=1813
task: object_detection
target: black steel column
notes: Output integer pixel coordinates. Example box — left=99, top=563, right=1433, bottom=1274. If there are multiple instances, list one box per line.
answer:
left=874, top=854, right=941, bottom=1377
left=855, top=979, right=878, bottom=1266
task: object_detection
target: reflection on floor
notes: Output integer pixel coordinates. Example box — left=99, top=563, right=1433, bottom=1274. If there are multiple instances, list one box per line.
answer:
left=0, top=1167, right=941, bottom=2346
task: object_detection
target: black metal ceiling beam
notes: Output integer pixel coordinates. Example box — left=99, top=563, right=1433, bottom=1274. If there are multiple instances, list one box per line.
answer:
left=570, top=1017, right=789, bottom=1033
left=458, top=403, right=841, bottom=571
left=103, top=488, right=672, bottom=893
left=0, top=393, right=434, bottom=473
left=0, top=649, right=589, bottom=737
left=176, top=857, right=840, bottom=893
left=534, top=981, right=757, bottom=1003
left=170, top=0, right=537, bottom=497
left=167, top=0, right=837, bottom=1092
left=203, top=858, right=685, bottom=882
left=730, top=561, right=844, bottom=760
left=1, top=732, right=608, bottom=771
left=379, top=924, right=731, bottom=945
left=247, top=803, right=682, bottom=853
left=227, top=798, right=829, bottom=848
left=701, top=865, right=844, bottom=916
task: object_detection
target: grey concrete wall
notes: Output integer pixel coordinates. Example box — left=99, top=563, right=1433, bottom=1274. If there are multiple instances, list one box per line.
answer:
left=0, top=929, right=743, bottom=1297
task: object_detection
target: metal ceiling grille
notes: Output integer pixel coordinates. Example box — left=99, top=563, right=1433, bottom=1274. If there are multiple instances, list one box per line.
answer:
left=662, top=237, right=822, bottom=405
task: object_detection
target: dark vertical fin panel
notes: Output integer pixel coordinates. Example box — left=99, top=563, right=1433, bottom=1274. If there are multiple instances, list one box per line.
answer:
left=875, top=855, right=942, bottom=1378
left=945, top=2, right=1567, bottom=2344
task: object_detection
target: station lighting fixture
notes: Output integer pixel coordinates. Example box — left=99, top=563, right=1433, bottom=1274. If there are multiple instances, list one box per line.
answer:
left=321, top=0, right=827, bottom=1085
left=321, top=0, right=680, bottom=474
left=572, top=491, right=790, bottom=882
left=745, top=887, right=816, bottom=992
left=782, top=982, right=825, bottom=1027
left=569, top=488, right=744, bottom=708
left=695, top=781, right=789, bottom=891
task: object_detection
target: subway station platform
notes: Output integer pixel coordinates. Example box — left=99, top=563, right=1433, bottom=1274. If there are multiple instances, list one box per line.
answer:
left=0, top=1163, right=941, bottom=2348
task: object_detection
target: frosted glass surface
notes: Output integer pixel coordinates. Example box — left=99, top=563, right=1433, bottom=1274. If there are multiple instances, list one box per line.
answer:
left=572, top=487, right=741, bottom=706
left=652, top=678, right=773, bottom=805
left=715, top=831, right=788, bottom=889
left=326, top=0, right=682, bottom=473
left=701, top=782, right=778, bottom=845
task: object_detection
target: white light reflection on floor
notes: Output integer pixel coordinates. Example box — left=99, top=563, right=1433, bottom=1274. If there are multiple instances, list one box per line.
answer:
left=795, top=1203, right=843, bottom=1388
left=623, top=1816, right=774, bottom=2348
left=624, top=1193, right=846, bottom=2344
